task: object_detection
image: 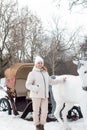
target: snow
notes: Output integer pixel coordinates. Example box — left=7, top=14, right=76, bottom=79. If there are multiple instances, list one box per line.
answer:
left=0, top=111, right=86, bottom=130
left=0, top=78, right=5, bottom=86
left=0, top=78, right=7, bottom=98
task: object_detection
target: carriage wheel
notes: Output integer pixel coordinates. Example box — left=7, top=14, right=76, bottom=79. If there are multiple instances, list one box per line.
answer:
left=0, top=98, right=12, bottom=115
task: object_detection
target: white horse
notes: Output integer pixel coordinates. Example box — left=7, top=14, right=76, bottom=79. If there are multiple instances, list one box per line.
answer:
left=52, top=59, right=87, bottom=130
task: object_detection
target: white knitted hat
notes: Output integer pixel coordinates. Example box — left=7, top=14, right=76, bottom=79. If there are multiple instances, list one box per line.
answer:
left=34, top=56, right=44, bottom=65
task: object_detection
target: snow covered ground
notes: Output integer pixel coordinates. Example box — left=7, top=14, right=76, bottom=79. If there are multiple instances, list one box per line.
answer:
left=0, top=111, right=86, bottom=130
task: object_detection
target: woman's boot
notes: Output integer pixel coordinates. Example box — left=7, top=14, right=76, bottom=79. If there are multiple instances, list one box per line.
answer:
left=36, top=125, right=40, bottom=130
left=39, top=125, right=44, bottom=130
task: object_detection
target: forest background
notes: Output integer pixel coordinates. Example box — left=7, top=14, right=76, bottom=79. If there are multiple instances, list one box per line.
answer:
left=0, top=0, right=87, bottom=78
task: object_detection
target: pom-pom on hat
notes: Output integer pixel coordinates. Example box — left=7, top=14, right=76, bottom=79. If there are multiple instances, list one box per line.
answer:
left=34, top=56, right=44, bottom=65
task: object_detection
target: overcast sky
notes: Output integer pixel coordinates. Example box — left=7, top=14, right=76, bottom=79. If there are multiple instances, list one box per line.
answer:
left=17, top=0, right=87, bottom=35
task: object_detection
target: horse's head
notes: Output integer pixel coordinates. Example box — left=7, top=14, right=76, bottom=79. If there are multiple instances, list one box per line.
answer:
left=73, top=58, right=87, bottom=88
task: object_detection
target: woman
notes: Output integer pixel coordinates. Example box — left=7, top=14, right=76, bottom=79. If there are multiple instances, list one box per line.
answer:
left=26, top=56, right=66, bottom=130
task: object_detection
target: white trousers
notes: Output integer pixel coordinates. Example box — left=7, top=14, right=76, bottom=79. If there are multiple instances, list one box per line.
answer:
left=32, top=98, right=48, bottom=126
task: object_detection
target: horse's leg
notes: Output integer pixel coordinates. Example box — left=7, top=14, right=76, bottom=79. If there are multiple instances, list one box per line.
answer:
left=54, top=102, right=64, bottom=122
left=54, top=102, right=66, bottom=129
left=62, top=103, right=74, bottom=130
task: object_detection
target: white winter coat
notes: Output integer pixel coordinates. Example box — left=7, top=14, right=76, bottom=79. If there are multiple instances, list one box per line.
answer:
left=26, top=66, right=63, bottom=98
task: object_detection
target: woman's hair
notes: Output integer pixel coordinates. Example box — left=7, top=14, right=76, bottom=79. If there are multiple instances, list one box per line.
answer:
left=42, top=66, right=47, bottom=71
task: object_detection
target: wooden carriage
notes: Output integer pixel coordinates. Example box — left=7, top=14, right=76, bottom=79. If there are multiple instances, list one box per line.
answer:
left=4, top=63, right=33, bottom=97
left=4, top=63, right=34, bottom=116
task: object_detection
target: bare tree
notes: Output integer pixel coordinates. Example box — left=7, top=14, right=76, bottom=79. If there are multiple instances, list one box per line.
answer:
left=68, top=0, right=87, bottom=9
left=8, top=7, right=31, bottom=63
left=44, top=18, right=81, bottom=75
left=79, top=36, right=87, bottom=57
left=24, top=12, right=45, bottom=62
left=53, top=0, right=87, bottom=9
left=0, top=0, right=18, bottom=77
left=1, top=4, right=45, bottom=64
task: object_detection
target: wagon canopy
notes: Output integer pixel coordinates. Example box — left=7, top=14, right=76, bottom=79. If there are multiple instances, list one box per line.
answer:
left=4, top=63, right=34, bottom=79
left=4, top=63, right=34, bottom=97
